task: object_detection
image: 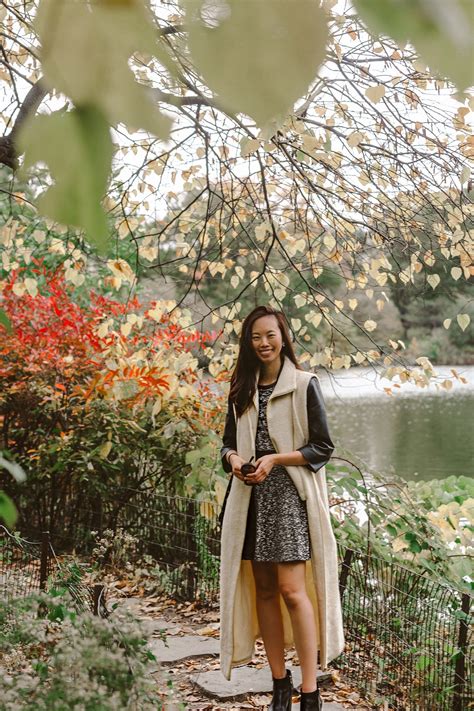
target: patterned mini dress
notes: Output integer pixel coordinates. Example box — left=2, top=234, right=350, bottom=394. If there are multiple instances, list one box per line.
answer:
left=241, top=381, right=311, bottom=562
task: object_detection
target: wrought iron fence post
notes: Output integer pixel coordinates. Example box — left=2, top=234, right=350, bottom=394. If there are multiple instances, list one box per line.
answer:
left=339, top=547, right=354, bottom=601
left=39, top=530, right=50, bottom=591
left=93, top=584, right=105, bottom=616
left=453, top=592, right=471, bottom=711
left=187, top=499, right=198, bottom=598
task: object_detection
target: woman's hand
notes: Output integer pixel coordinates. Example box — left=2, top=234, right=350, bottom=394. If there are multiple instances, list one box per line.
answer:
left=229, top=454, right=247, bottom=482
left=252, top=454, right=276, bottom=484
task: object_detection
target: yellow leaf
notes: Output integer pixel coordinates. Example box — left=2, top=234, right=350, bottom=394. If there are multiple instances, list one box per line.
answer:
left=107, top=258, right=135, bottom=283
left=24, top=277, right=38, bottom=297
left=99, top=441, right=113, bottom=459
left=348, top=298, right=358, bottom=310
left=97, top=320, right=111, bottom=339
left=451, top=266, right=462, bottom=280
left=443, top=319, right=452, bottom=329
left=457, top=313, right=470, bottom=331
left=364, top=319, right=377, bottom=332
left=308, top=312, right=322, bottom=328
left=255, top=222, right=271, bottom=241
left=365, top=84, right=386, bottom=103
left=301, top=133, right=321, bottom=152
left=427, top=274, right=440, bottom=289
left=240, top=137, right=260, bottom=157
left=347, top=131, right=364, bottom=147
left=323, top=233, right=336, bottom=251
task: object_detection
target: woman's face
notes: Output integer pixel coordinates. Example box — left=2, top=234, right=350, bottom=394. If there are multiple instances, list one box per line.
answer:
left=250, top=315, right=284, bottom=364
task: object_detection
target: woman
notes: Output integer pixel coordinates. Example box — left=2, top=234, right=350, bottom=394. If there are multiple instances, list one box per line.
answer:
left=219, top=305, right=345, bottom=711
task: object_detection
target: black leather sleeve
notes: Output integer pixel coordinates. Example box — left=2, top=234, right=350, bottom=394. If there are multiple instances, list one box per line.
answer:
left=297, top=377, right=335, bottom=473
left=220, top=395, right=237, bottom=473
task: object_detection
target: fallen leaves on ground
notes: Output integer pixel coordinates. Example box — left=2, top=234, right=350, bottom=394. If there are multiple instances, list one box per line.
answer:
left=106, top=580, right=373, bottom=709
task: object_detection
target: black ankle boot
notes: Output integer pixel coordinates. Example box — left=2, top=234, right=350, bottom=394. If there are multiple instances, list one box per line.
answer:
left=300, top=687, right=323, bottom=711
left=268, top=668, right=293, bottom=711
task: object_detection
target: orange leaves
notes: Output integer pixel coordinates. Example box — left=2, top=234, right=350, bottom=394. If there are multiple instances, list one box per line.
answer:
left=1, top=262, right=221, bottom=431
left=81, top=364, right=172, bottom=407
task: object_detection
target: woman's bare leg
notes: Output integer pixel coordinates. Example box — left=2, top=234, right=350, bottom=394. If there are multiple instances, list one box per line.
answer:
left=277, top=561, right=318, bottom=692
left=251, top=561, right=286, bottom=678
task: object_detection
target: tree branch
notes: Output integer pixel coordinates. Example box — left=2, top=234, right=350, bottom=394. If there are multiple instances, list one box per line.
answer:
left=0, top=78, right=48, bottom=169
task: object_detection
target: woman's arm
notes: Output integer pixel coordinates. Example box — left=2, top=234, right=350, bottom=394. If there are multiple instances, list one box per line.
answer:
left=220, top=395, right=237, bottom=473
left=254, top=377, right=335, bottom=478
left=295, top=376, right=335, bottom=472
left=220, top=395, right=248, bottom=482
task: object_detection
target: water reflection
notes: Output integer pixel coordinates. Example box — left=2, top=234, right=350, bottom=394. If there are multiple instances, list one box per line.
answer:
left=319, top=366, right=474, bottom=482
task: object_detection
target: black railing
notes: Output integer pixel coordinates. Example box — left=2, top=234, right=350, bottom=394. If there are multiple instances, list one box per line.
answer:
left=0, top=526, right=107, bottom=616
left=334, top=545, right=472, bottom=711
left=1, top=487, right=471, bottom=710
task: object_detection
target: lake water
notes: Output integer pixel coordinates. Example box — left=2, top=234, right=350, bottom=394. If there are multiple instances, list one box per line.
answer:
left=318, top=365, right=474, bottom=482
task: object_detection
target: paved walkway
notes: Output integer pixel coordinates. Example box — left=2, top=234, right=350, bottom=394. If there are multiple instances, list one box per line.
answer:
left=114, top=597, right=367, bottom=710
left=148, top=628, right=358, bottom=709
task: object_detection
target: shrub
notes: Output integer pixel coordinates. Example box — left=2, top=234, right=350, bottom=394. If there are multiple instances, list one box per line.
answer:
left=0, top=264, right=224, bottom=545
left=0, top=590, right=181, bottom=710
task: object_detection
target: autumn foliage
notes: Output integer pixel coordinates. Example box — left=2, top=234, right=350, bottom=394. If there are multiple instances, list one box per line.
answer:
left=0, top=259, right=218, bottom=412
left=0, top=262, right=225, bottom=539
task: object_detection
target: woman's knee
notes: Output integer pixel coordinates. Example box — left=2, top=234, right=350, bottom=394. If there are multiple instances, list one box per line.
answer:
left=279, top=584, right=306, bottom=609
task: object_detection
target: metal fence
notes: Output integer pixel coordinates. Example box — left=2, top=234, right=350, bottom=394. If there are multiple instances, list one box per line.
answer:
left=0, top=525, right=107, bottom=616
left=336, top=545, right=471, bottom=711
left=2, top=486, right=472, bottom=710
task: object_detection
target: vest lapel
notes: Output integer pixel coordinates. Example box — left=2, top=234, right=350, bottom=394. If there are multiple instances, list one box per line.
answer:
left=268, top=354, right=297, bottom=401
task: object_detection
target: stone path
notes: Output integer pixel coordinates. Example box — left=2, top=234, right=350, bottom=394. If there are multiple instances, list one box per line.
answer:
left=113, top=597, right=369, bottom=710
left=148, top=629, right=363, bottom=709
left=189, top=665, right=341, bottom=708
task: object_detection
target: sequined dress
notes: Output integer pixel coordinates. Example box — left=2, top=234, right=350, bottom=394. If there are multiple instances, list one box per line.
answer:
left=241, top=381, right=311, bottom=562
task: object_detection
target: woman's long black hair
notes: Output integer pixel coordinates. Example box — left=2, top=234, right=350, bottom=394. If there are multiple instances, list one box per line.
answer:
left=229, top=305, right=302, bottom=418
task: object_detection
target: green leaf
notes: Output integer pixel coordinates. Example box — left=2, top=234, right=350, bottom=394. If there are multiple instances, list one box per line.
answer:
left=416, top=654, right=433, bottom=671
left=405, top=531, right=422, bottom=553
left=0, top=455, right=27, bottom=483
left=185, top=0, right=328, bottom=126
left=354, top=0, right=473, bottom=91
left=35, top=0, right=172, bottom=137
left=185, top=449, right=202, bottom=465
left=0, top=491, right=18, bottom=527
left=0, top=308, right=12, bottom=333
left=385, top=523, right=398, bottom=537
left=18, top=107, right=113, bottom=255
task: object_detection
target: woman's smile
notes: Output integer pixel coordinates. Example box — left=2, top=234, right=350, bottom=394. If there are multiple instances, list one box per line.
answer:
left=251, top=316, right=284, bottom=369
